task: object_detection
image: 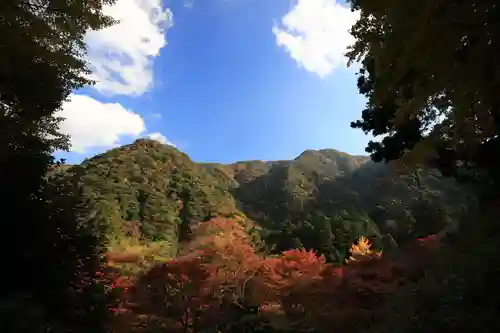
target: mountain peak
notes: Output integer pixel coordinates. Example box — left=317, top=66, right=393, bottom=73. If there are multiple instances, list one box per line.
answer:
left=132, top=138, right=173, bottom=148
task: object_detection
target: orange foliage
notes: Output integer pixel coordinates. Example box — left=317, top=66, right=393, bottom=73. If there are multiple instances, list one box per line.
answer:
left=108, top=220, right=440, bottom=333
left=259, top=249, right=327, bottom=296
left=189, top=216, right=250, bottom=244
left=256, top=249, right=331, bottom=329
left=115, top=217, right=264, bottom=332
left=129, top=253, right=217, bottom=333
left=185, top=217, right=263, bottom=306
left=254, top=243, right=397, bottom=331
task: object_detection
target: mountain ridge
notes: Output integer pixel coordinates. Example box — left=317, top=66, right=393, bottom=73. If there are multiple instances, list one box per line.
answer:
left=65, top=140, right=371, bottom=171
left=55, top=139, right=473, bottom=265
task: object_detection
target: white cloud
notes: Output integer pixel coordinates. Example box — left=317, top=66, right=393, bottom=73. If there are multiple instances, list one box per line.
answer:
left=273, top=0, right=359, bottom=77
left=57, top=94, right=146, bottom=153
left=58, top=1, right=178, bottom=155
left=85, top=0, right=173, bottom=96
left=146, top=132, right=175, bottom=146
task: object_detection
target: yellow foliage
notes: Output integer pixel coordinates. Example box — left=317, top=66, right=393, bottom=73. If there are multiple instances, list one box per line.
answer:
left=347, top=236, right=381, bottom=263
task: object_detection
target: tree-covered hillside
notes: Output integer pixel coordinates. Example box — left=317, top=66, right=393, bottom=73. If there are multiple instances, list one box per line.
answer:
left=58, top=138, right=474, bottom=266
left=57, top=139, right=239, bottom=262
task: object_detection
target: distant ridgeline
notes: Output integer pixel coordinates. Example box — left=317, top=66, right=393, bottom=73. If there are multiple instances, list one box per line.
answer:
left=52, top=139, right=475, bottom=265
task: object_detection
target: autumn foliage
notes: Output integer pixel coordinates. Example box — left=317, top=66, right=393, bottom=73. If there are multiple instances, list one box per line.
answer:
left=107, top=217, right=440, bottom=333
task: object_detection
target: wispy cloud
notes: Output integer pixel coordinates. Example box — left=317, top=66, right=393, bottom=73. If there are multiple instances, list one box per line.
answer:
left=273, top=0, right=359, bottom=77
left=149, top=112, right=163, bottom=119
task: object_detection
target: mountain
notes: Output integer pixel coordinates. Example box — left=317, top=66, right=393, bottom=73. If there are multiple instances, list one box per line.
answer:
left=55, top=139, right=474, bottom=265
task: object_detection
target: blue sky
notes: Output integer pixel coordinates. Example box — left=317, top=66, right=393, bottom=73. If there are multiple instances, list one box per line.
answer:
left=56, top=0, right=371, bottom=164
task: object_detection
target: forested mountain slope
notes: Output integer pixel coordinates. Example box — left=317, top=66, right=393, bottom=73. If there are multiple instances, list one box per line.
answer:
left=58, top=139, right=474, bottom=264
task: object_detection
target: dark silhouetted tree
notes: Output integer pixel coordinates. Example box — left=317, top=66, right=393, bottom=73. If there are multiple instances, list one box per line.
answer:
left=348, top=0, right=500, bottom=192
left=0, top=0, right=116, bottom=332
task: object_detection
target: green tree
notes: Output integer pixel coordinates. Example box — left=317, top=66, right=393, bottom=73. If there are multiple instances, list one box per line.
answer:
left=168, top=169, right=211, bottom=242
left=312, top=214, right=343, bottom=264
left=0, top=1, right=116, bottom=332
left=347, top=0, right=500, bottom=190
